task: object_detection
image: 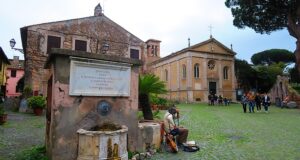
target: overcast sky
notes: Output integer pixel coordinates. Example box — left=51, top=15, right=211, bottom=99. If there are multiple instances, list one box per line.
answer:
left=1, top=0, right=296, bottom=63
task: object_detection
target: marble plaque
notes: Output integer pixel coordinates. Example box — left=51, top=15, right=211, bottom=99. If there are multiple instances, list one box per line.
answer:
left=69, top=60, right=131, bottom=96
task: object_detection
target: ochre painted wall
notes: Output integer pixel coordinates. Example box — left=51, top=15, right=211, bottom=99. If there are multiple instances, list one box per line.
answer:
left=151, top=39, right=236, bottom=103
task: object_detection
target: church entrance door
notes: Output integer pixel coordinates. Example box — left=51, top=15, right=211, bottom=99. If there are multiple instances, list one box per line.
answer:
left=209, top=82, right=217, bottom=95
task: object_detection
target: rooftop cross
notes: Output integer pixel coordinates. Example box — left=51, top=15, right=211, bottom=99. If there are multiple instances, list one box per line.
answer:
left=209, top=25, right=213, bottom=38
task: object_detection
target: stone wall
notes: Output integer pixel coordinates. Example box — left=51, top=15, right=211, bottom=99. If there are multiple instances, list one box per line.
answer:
left=269, top=75, right=289, bottom=103
left=23, top=15, right=145, bottom=96
left=46, top=51, right=141, bottom=159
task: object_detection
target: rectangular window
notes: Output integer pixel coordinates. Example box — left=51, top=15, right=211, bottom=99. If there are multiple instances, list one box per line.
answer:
left=11, top=70, right=17, bottom=77
left=154, top=46, right=157, bottom=56
left=130, top=49, right=139, bottom=59
left=47, top=35, right=61, bottom=54
left=151, top=45, right=154, bottom=54
left=75, top=40, right=87, bottom=51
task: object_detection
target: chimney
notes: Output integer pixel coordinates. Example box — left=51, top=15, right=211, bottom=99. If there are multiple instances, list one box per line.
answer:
left=13, top=56, right=19, bottom=62
left=94, top=3, right=103, bottom=16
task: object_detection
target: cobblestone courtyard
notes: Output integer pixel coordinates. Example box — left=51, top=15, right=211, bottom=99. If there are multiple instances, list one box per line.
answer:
left=1, top=104, right=300, bottom=160
left=0, top=112, right=45, bottom=160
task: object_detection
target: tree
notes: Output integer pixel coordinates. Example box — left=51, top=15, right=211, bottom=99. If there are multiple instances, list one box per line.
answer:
left=225, top=0, right=300, bottom=73
left=251, top=49, right=295, bottom=65
left=139, top=74, right=167, bottom=120
left=235, top=59, right=257, bottom=91
left=235, top=58, right=285, bottom=93
left=289, top=64, right=300, bottom=83
left=255, top=63, right=285, bottom=93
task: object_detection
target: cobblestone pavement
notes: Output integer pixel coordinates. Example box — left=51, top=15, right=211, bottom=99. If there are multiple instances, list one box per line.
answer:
left=0, top=112, right=45, bottom=160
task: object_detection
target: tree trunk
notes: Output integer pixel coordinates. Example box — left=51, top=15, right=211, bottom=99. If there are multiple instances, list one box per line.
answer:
left=139, top=93, right=153, bottom=120
left=287, top=11, right=300, bottom=74
left=296, top=40, right=300, bottom=74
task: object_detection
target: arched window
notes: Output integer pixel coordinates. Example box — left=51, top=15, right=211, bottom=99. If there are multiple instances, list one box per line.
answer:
left=194, top=63, right=199, bottom=78
left=165, top=69, right=168, bottom=81
left=223, top=66, right=229, bottom=80
left=182, top=64, right=186, bottom=79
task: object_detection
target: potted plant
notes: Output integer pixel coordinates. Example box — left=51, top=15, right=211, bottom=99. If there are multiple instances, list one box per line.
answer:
left=0, top=105, right=7, bottom=125
left=27, top=96, right=46, bottom=116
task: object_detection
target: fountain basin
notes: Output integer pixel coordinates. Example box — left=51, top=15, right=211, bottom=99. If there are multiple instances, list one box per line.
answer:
left=77, top=124, right=128, bottom=160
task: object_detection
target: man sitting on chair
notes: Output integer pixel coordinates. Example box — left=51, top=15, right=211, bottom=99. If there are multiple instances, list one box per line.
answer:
left=163, top=106, right=189, bottom=146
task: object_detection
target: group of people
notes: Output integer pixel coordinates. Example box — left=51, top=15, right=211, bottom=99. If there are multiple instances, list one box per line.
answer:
left=162, top=93, right=273, bottom=152
left=208, top=93, right=230, bottom=106
left=241, top=92, right=271, bottom=113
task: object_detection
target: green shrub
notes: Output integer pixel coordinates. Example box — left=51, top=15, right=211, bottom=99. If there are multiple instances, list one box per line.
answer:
left=157, top=97, right=167, bottom=106
left=15, top=145, right=48, bottom=160
left=0, top=104, right=5, bottom=115
left=27, top=96, right=46, bottom=109
left=291, top=83, right=300, bottom=94
left=23, top=86, right=32, bottom=98
left=150, top=94, right=159, bottom=105
left=153, top=109, right=161, bottom=119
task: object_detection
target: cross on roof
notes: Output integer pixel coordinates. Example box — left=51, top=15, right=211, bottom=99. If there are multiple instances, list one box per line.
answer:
left=209, top=25, right=213, bottom=38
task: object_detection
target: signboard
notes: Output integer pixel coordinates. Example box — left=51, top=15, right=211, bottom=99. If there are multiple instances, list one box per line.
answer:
left=69, top=60, right=131, bottom=96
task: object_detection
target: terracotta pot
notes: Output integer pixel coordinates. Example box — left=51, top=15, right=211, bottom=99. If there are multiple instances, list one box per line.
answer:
left=0, top=114, right=8, bottom=125
left=33, top=108, right=43, bottom=116
left=152, top=105, right=158, bottom=110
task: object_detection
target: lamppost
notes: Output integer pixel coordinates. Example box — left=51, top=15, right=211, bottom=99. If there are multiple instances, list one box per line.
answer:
left=9, top=38, right=24, bottom=53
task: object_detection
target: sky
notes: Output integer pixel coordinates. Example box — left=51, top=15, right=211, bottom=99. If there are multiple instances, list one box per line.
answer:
left=0, top=0, right=296, bottom=63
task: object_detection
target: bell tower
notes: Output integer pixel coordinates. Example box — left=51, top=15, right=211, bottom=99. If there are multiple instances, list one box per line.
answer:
left=145, top=39, right=161, bottom=64
left=94, top=3, right=103, bottom=16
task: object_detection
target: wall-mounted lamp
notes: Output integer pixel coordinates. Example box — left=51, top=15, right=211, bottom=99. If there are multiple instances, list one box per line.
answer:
left=101, top=41, right=109, bottom=54
left=9, top=38, right=24, bottom=53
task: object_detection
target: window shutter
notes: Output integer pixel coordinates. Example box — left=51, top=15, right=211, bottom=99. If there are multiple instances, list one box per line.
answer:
left=11, top=70, right=17, bottom=77
left=47, top=36, right=61, bottom=54
left=75, top=40, right=87, bottom=51
left=130, top=49, right=139, bottom=59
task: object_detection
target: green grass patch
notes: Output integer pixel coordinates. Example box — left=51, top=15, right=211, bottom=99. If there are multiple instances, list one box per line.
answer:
left=15, top=145, right=48, bottom=160
left=152, top=103, right=300, bottom=160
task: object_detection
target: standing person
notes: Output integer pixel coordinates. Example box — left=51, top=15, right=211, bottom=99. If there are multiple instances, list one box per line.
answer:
left=241, top=93, right=248, bottom=113
left=214, top=94, right=218, bottom=105
left=210, top=93, right=215, bottom=106
left=247, top=92, right=255, bottom=113
left=255, top=93, right=262, bottom=112
left=164, top=106, right=189, bottom=146
left=223, top=97, right=228, bottom=106
left=262, top=93, right=271, bottom=113
left=218, top=95, right=223, bottom=106
left=208, top=93, right=212, bottom=106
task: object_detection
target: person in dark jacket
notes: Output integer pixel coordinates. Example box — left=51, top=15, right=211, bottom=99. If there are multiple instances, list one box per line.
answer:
left=208, top=94, right=213, bottom=106
left=262, top=93, right=271, bottom=113
left=241, top=93, right=248, bottom=113
left=218, top=95, right=223, bottom=105
left=255, top=93, right=262, bottom=112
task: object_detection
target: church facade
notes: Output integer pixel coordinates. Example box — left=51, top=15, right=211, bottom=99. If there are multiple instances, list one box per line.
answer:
left=150, top=37, right=237, bottom=103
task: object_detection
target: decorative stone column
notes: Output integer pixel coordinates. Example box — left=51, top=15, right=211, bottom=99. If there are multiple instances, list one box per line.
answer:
left=231, top=60, right=237, bottom=101
left=176, top=60, right=180, bottom=100
left=186, top=53, right=193, bottom=102
left=218, top=60, right=223, bottom=96
left=203, top=59, right=208, bottom=101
